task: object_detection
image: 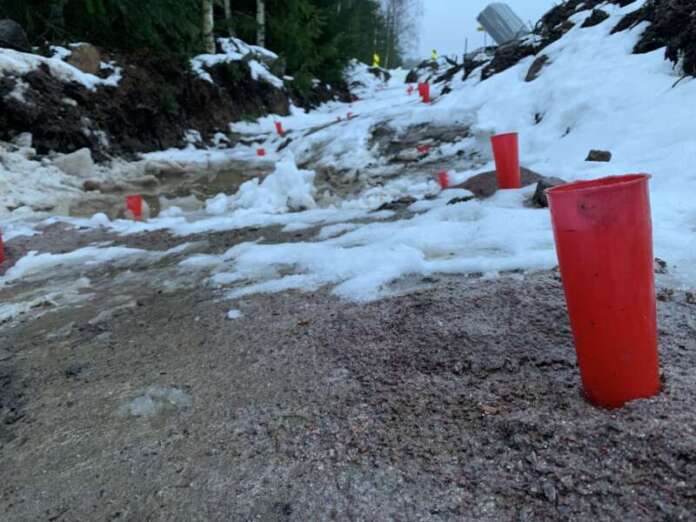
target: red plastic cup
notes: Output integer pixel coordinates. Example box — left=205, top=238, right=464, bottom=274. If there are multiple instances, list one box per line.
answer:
left=126, top=195, right=143, bottom=221
left=420, top=83, right=430, bottom=103
left=275, top=122, right=285, bottom=136
left=417, top=145, right=430, bottom=155
left=546, top=174, right=660, bottom=409
left=490, top=132, right=521, bottom=189
left=437, top=171, right=449, bottom=189
left=257, top=148, right=266, bottom=157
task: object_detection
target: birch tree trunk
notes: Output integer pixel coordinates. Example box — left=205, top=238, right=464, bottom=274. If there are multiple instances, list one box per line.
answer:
left=202, top=0, right=215, bottom=53
left=257, top=0, right=266, bottom=48
left=223, top=0, right=233, bottom=36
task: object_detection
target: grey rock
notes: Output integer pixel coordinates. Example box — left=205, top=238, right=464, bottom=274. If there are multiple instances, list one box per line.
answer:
left=582, top=9, right=610, bottom=29
left=0, top=19, right=30, bottom=52
left=525, top=55, right=550, bottom=82
left=66, top=43, right=101, bottom=75
left=531, top=176, right=566, bottom=208
left=458, top=167, right=546, bottom=199
left=586, top=149, right=612, bottom=162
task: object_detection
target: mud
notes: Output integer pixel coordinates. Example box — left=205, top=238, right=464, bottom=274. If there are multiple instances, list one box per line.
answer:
left=1, top=222, right=695, bottom=521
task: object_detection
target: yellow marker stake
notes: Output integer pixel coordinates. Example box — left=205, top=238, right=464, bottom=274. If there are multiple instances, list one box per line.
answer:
left=373, top=53, right=381, bottom=68
left=431, top=49, right=438, bottom=61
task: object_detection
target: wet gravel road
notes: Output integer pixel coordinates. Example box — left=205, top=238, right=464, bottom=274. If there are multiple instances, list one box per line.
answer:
left=1, top=224, right=695, bottom=521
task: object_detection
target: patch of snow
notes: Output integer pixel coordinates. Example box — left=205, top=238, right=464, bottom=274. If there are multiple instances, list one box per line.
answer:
left=227, top=309, right=243, bottom=320
left=191, top=36, right=283, bottom=88
left=0, top=47, right=121, bottom=91
left=120, top=386, right=191, bottom=418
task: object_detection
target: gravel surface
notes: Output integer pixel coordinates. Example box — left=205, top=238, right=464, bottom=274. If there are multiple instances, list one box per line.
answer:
left=1, top=225, right=695, bottom=521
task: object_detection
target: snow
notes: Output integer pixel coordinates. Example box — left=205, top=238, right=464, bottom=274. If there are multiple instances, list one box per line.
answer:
left=4, top=0, right=696, bottom=303
left=0, top=47, right=121, bottom=91
left=120, top=386, right=191, bottom=418
left=227, top=309, right=243, bottom=320
left=191, top=36, right=284, bottom=88
left=0, top=246, right=150, bottom=284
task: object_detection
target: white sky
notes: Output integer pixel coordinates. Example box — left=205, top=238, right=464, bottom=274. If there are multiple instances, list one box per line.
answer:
left=417, top=0, right=558, bottom=58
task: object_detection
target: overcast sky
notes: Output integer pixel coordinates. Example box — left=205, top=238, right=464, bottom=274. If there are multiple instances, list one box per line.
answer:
left=417, top=0, right=557, bottom=58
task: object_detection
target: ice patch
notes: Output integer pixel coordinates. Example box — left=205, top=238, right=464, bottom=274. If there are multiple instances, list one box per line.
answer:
left=120, top=386, right=192, bottom=418
left=227, top=309, right=243, bottom=320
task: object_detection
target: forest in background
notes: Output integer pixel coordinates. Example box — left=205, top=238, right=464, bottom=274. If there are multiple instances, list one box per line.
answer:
left=0, top=0, right=422, bottom=85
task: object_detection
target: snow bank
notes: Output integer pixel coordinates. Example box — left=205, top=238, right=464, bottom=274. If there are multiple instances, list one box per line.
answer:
left=191, top=36, right=283, bottom=88
left=0, top=140, right=83, bottom=217
left=0, top=47, right=121, bottom=91
left=231, top=157, right=317, bottom=212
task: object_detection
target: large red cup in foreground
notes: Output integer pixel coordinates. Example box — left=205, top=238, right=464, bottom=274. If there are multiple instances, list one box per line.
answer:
left=490, top=132, right=521, bottom=189
left=546, top=174, right=660, bottom=409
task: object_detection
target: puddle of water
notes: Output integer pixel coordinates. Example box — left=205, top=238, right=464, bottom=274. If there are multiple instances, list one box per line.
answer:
left=68, top=167, right=267, bottom=220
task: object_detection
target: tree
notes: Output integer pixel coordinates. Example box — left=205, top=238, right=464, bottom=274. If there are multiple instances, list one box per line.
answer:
left=203, top=0, right=215, bottom=53
left=257, top=0, right=266, bottom=47
left=380, top=0, right=422, bottom=67
left=222, top=0, right=234, bottom=36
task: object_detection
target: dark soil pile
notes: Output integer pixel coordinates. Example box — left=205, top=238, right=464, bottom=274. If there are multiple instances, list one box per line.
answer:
left=620, top=0, right=696, bottom=76
left=0, top=46, right=347, bottom=160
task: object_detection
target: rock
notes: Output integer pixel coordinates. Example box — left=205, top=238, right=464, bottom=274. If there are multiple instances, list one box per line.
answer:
left=585, top=149, right=612, bottom=162
left=11, top=132, right=32, bottom=148
left=376, top=196, right=417, bottom=212
left=654, top=257, right=668, bottom=274
left=447, top=196, right=476, bottom=206
left=66, top=44, right=102, bottom=75
left=481, top=41, right=537, bottom=81
left=82, top=180, right=101, bottom=192
left=367, top=67, right=391, bottom=83
left=525, top=55, right=550, bottom=82
left=0, top=19, right=30, bottom=52
left=52, top=148, right=95, bottom=177
left=581, top=9, right=610, bottom=28
left=457, top=167, right=547, bottom=199
left=530, top=177, right=566, bottom=208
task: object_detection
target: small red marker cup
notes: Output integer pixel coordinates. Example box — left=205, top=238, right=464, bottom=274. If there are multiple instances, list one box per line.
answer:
left=126, top=195, right=143, bottom=221
left=491, top=132, right=521, bottom=189
left=437, top=171, right=449, bottom=189
left=256, top=148, right=266, bottom=157
left=419, top=83, right=430, bottom=103
left=275, top=122, right=285, bottom=137
left=417, top=145, right=430, bottom=155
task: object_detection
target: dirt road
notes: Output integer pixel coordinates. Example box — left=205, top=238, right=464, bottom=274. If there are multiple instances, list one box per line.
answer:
left=1, top=223, right=695, bottom=521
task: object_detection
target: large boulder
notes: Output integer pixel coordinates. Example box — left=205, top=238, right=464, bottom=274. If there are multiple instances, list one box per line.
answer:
left=52, top=148, right=95, bottom=177
left=66, top=44, right=102, bottom=75
left=0, top=19, right=30, bottom=52
left=457, top=167, right=548, bottom=198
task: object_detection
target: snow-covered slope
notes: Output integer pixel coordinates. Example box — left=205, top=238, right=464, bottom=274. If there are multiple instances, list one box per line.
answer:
left=3, top=0, right=696, bottom=301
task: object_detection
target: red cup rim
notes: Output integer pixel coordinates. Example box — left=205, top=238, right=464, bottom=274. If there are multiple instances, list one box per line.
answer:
left=491, top=132, right=518, bottom=140
left=545, top=174, right=651, bottom=197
